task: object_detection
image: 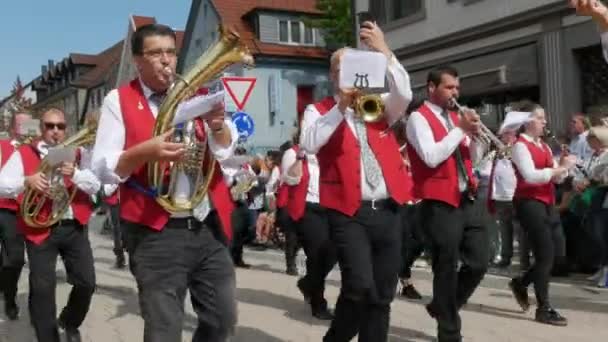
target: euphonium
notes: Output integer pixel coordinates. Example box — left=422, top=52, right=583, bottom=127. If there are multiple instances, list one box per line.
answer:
left=148, top=26, right=254, bottom=212
left=21, top=119, right=98, bottom=229
left=353, top=93, right=384, bottom=123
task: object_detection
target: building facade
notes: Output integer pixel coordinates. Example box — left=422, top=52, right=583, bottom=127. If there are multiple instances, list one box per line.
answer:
left=179, top=0, right=331, bottom=152
left=355, top=0, right=607, bottom=134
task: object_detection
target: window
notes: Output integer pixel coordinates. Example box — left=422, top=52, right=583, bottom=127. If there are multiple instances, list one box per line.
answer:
left=372, top=0, right=426, bottom=26
left=278, top=20, right=315, bottom=45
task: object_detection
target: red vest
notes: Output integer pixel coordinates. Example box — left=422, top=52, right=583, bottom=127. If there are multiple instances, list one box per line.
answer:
left=117, top=79, right=234, bottom=240
left=315, top=97, right=412, bottom=216
left=103, top=189, right=120, bottom=206
left=285, top=145, right=309, bottom=221
left=407, top=103, right=475, bottom=208
left=513, top=137, right=555, bottom=205
left=16, top=144, right=93, bottom=245
left=0, top=139, right=18, bottom=211
left=275, top=166, right=288, bottom=209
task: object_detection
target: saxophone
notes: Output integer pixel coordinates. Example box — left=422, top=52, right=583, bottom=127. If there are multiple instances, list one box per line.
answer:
left=148, top=26, right=254, bottom=212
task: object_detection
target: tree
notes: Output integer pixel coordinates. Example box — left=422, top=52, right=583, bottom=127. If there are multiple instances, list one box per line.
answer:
left=304, top=0, right=354, bottom=50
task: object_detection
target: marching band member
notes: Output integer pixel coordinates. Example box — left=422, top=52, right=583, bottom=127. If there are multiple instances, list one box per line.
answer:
left=280, top=130, right=336, bottom=320
left=0, top=111, right=32, bottom=320
left=301, top=21, right=413, bottom=342
left=486, top=117, right=521, bottom=268
left=102, top=184, right=124, bottom=268
left=569, top=0, right=608, bottom=62
left=0, top=108, right=100, bottom=342
left=91, top=24, right=238, bottom=342
left=405, top=66, right=488, bottom=342
left=508, top=101, right=576, bottom=326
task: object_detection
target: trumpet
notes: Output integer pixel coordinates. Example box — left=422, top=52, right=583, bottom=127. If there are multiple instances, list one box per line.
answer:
left=449, top=98, right=508, bottom=155
left=353, top=92, right=384, bottom=123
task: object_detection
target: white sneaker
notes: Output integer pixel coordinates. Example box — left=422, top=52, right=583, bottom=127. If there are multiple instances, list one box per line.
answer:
left=597, top=267, right=608, bottom=288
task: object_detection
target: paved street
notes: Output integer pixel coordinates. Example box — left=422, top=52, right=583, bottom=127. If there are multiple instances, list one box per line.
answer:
left=2, top=215, right=608, bottom=342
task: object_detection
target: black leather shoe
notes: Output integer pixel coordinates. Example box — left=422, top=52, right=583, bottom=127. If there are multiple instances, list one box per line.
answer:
left=493, top=260, right=511, bottom=268
left=4, top=300, right=19, bottom=320
left=400, top=284, right=423, bottom=300
left=425, top=303, right=438, bottom=319
left=535, top=307, right=567, bottom=326
left=286, top=266, right=298, bottom=276
left=312, top=306, right=334, bottom=320
left=58, top=318, right=82, bottom=342
left=509, top=278, right=530, bottom=312
left=234, top=259, right=251, bottom=269
left=115, top=254, right=126, bottom=269
left=297, top=278, right=312, bottom=303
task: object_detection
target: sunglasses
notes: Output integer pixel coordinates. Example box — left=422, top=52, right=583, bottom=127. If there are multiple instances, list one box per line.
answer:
left=43, top=122, right=66, bottom=130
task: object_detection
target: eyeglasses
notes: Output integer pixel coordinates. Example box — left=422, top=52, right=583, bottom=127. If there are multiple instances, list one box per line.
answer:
left=142, top=48, right=177, bottom=59
left=43, top=122, right=66, bottom=131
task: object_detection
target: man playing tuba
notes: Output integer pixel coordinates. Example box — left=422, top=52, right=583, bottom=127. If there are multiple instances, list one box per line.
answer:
left=90, top=24, right=241, bottom=342
left=0, top=108, right=100, bottom=342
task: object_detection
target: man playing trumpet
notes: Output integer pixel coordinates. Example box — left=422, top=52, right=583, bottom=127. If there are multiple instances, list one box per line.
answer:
left=405, top=66, right=488, bottom=342
left=0, top=108, right=100, bottom=342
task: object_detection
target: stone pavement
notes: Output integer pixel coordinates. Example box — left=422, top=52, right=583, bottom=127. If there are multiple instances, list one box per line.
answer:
left=1, top=214, right=607, bottom=341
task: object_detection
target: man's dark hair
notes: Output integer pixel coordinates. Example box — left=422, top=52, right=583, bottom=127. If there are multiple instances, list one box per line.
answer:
left=131, top=24, right=176, bottom=56
left=427, top=66, right=459, bottom=88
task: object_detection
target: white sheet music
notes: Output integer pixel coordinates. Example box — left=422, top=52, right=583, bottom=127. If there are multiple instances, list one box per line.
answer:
left=46, top=146, right=76, bottom=166
left=339, top=49, right=387, bottom=89
left=172, top=91, right=225, bottom=126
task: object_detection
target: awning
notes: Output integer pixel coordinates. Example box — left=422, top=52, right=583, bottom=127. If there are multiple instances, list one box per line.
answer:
left=409, top=44, right=539, bottom=98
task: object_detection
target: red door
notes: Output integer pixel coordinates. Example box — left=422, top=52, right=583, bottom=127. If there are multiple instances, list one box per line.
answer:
left=297, top=86, right=314, bottom=126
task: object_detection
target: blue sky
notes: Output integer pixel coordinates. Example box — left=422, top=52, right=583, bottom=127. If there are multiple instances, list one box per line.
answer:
left=1, top=0, right=190, bottom=97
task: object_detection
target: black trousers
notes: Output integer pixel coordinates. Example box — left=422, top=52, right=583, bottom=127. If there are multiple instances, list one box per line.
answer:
left=26, top=221, right=96, bottom=342
left=399, top=204, right=425, bottom=279
left=230, top=203, right=254, bottom=262
left=421, top=197, right=489, bottom=342
left=103, top=202, right=124, bottom=257
left=277, top=208, right=300, bottom=270
left=295, top=203, right=337, bottom=307
left=0, top=209, right=25, bottom=302
left=125, top=217, right=237, bottom=342
left=323, top=200, right=401, bottom=342
left=515, top=199, right=564, bottom=309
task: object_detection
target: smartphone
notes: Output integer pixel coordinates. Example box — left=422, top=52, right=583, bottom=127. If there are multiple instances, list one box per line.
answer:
left=357, top=11, right=375, bottom=27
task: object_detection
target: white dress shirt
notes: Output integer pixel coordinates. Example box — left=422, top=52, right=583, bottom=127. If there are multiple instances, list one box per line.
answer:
left=406, top=101, right=486, bottom=192
left=569, top=131, right=593, bottom=164
left=265, top=166, right=281, bottom=197
left=511, top=133, right=566, bottom=185
left=300, top=54, right=412, bottom=201
left=91, top=79, right=239, bottom=221
left=281, top=148, right=320, bottom=204
left=0, top=141, right=101, bottom=219
left=491, top=157, right=517, bottom=201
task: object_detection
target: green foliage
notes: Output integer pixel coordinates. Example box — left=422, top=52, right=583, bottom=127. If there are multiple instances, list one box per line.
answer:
left=303, top=0, right=354, bottom=50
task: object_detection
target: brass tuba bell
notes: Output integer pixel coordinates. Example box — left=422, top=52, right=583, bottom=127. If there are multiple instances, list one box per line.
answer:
left=148, top=26, right=255, bottom=213
left=20, top=119, right=98, bottom=229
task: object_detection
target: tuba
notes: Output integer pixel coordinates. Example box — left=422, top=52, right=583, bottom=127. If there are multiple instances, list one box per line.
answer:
left=20, top=119, right=97, bottom=229
left=148, top=26, right=254, bottom=212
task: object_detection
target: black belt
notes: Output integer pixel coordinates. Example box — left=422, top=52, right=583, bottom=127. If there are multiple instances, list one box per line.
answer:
left=166, top=217, right=202, bottom=230
left=360, top=199, right=395, bottom=210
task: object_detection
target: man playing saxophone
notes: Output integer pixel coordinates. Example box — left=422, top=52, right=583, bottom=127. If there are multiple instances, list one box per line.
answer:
left=90, top=24, right=239, bottom=342
left=0, top=108, right=100, bottom=342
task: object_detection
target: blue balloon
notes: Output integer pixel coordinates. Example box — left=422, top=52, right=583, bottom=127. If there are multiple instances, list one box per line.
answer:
left=231, top=111, right=255, bottom=139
